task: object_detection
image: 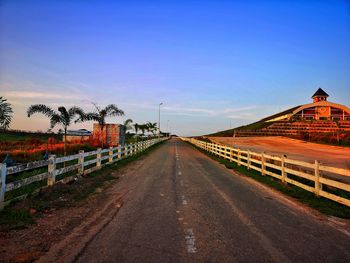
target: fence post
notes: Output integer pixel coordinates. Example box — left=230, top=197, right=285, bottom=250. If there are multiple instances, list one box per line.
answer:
left=127, top=145, right=130, bottom=157
left=238, top=148, right=241, bottom=166
left=247, top=150, right=251, bottom=170
left=281, top=155, right=287, bottom=184
left=109, top=147, right=113, bottom=163
left=97, top=148, right=102, bottom=169
left=314, top=160, right=321, bottom=197
left=118, top=145, right=122, bottom=160
left=78, top=150, right=84, bottom=175
left=261, top=152, right=266, bottom=176
left=0, top=163, right=7, bottom=209
left=48, top=154, right=56, bottom=186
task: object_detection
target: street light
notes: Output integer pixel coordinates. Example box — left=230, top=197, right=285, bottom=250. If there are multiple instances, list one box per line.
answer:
left=158, top=103, right=163, bottom=139
left=167, top=120, right=170, bottom=137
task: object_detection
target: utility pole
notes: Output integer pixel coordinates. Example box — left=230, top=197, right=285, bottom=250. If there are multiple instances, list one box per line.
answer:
left=167, top=120, right=170, bottom=137
left=158, top=102, right=163, bottom=139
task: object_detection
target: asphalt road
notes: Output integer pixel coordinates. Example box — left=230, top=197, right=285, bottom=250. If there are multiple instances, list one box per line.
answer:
left=72, top=138, right=350, bottom=263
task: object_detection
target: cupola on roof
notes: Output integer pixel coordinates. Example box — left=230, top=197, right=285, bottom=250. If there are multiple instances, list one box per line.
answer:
left=312, top=88, right=329, bottom=98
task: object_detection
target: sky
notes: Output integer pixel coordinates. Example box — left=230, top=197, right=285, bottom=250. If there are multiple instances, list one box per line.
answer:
left=0, top=0, right=349, bottom=136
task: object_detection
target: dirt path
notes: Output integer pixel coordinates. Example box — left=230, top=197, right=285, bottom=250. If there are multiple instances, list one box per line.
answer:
left=1, top=139, right=350, bottom=263
left=46, top=139, right=350, bottom=263
left=0, top=150, right=152, bottom=263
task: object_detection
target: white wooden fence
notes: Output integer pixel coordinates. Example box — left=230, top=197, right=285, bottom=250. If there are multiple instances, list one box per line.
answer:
left=0, top=138, right=167, bottom=209
left=181, top=137, right=350, bottom=207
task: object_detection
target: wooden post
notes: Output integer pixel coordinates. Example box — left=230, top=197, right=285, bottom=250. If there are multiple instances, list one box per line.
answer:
left=261, top=152, right=266, bottom=176
left=0, top=163, right=7, bottom=209
left=315, top=160, right=321, bottom=197
left=229, top=148, right=233, bottom=162
left=281, top=155, right=287, bottom=184
left=109, top=147, right=113, bottom=163
left=127, top=145, right=130, bottom=157
left=48, top=155, right=56, bottom=186
left=78, top=150, right=84, bottom=175
left=118, top=145, right=122, bottom=160
left=238, top=148, right=241, bottom=166
left=247, top=150, right=251, bottom=169
left=97, top=148, right=102, bottom=169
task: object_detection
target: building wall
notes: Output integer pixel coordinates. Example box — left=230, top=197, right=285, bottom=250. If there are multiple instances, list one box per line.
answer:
left=92, top=124, right=126, bottom=146
left=293, top=106, right=350, bottom=121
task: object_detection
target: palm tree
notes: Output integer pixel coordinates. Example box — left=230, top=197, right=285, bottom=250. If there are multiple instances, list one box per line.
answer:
left=27, top=104, right=85, bottom=156
left=146, top=122, right=158, bottom=136
left=0, top=97, right=13, bottom=130
left=79, top=103, right=124, bottom=148
left=123, top=119, right=133, bottom=133
left=139, top=124, right=147, bottom=138
left=134, top=123, right=139, bottom=135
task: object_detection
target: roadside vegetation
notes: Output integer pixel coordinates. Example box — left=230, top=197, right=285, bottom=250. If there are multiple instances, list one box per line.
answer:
left=0, top=96, right=13, bottom=130
left=27, top=104, right=87, bottom=156
left=0, top=99, right=169, bottom=164
left=187, top=141, right=350, bottom=219
left=0, top=129, right=96, bottom=163
left=0, top=140, right=165, bottom=231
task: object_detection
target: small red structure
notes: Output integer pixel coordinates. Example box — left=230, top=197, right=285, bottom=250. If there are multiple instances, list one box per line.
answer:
left=92, top=123, right=125, bottom=146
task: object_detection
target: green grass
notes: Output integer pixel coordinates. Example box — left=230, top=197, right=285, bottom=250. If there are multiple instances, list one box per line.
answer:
left=0, top=130, right=62, bottom=142
left=0, top=208, right=34, bottom=231
left=188, top=142, right=350, bottom=219
left=0, top=140, right=166, bottom=231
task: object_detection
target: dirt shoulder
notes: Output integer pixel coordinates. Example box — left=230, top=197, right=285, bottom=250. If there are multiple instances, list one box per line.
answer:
left=210, top=136, right=350, bottom=168
left=0, top=145, right=159, bottom=263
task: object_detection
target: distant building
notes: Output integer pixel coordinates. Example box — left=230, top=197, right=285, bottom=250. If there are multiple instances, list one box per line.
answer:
left=64, top=129, right=91, bottom=143
left=263, top=88, right=350, bottom=122
left=92, top=123, right=125, bottom=146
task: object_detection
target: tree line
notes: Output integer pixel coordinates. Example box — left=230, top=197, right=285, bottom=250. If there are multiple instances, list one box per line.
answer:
left=0, top=97, right=160, bottom=156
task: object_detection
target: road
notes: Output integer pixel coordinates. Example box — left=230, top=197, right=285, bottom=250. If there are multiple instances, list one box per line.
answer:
left=45, top=138, right=350, bottom=263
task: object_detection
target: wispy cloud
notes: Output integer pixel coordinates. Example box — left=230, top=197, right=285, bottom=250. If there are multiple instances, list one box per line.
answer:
left=122, top=102, right=257, bottom=119
left=3, top=91, right=83, bottom=100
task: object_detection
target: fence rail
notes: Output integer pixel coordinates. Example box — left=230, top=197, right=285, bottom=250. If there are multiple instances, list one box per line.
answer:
left=181, top=137, right=350, bottom=207
left=0, top=138, right=167, bottom=209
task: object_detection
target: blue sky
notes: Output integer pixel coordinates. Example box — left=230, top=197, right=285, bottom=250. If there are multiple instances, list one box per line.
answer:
left=1, top=0, right=349, bottom=136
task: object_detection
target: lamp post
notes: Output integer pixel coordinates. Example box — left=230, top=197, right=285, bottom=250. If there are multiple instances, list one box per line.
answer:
left=167, top=120, right=169, bottom=137
left=158, top=103, right=163, bottom=139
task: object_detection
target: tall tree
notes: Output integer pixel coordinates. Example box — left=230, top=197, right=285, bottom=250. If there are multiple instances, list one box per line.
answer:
left=78, top=103, right=124, bottom=148
left=139, top=124, right=147, bottom=137
left=0, top=97, right=13, bottom=130
left=27, top=105, right=85, bottom=156
left=146, top=122, right=158, bottom=136
left=134, top=123, right=139, bottom=135
left=123, top=119, right=133, bottom=133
